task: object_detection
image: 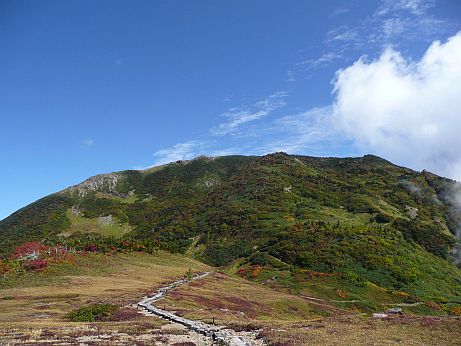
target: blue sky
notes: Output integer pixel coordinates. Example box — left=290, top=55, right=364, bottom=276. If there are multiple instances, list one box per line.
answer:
left=1, top=0, right=460, bottom=220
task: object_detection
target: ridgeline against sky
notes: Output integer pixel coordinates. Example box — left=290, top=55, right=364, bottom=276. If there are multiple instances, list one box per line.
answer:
left=1, top=0, right=460, bottom=220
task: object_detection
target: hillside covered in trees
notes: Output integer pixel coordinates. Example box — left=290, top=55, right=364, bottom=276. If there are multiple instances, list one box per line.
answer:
left=1, top=153, right=460, bottom=307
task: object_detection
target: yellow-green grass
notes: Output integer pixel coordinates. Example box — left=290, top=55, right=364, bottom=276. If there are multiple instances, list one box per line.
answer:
left=224, top=261, right=451, bottom=316
left=95, top=191, right=139, bottom=204
left=301, top=205, right=374, bottom=226
left=60, top=209, right=132, bottom=238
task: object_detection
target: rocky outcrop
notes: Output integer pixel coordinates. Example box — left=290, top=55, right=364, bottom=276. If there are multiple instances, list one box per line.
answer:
left=98, top=214, right=114, bottom=225
left=405, top=205, right=418, bottom=219
left=65, top=173, right=121, bottom=197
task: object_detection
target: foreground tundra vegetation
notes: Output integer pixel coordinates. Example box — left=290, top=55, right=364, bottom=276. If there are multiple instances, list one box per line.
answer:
left=0, top=248, right=460, bottom=345
left=0, top=251, right=213, bottom=345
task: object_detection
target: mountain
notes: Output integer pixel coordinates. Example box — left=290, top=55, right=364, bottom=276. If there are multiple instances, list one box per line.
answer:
left=1, top=152, right=460, bottom=308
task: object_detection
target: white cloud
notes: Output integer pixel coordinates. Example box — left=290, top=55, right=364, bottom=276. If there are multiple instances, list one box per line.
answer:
left=222, top=94, right=234, bottom=102
left=211, top=91, right=287, bottom=136
left=325, top=0, right=454, bottom=54
left=331, top=6, right=350, bottom=17
left=81, top=138, right=94, bottom=147
left=297, top=52, right=342, bottom=72
left=142, top=33, right=461, bottom=180
left=332, top=31, right=461, bottom=180
left=256, top=107, right=338, bottom=154
left=142, top=91, right=288, bottom=167
left=151, top=140, right=206, bottom=166
left=213, top=105, right=355, bottom=158
left=326, top=26, right=359, bottom=44
left=288, top=0, right=455, bottom=84
left=370, top=1, right=451, bottom=46
left=381, top=18, right=406, bottom=39
left=286, top=70, right=296, bottom=82
left=376, top=0, right=435, bottom=16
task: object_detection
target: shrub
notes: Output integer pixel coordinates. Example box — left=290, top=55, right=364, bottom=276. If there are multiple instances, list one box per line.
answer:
left=425, top=301, right=442, bottom=311
left=249, top=265, right=262, bottom=278
left=392, top=291, right=410, bottom=298
left=249, top=252, right=269, bottom=266
left=450, top=306, right=461, bottom=316
left=336, top=289, right=347, bottom=298
left=110, top=307, right=140, bottom=321
left=85, top=243, right=98, bottom=252
left=374, top=213, right=392, bottom=224
left=67, top=304, right=118, bottom=322
left=22, top=259, right=48, bottom=272
left=10, top=242, right=48, bottom=260
left=0, top=261, right=12, bottom=275
left=185, top=268, right=193, bottom=280
left=392, top=219, right=454, bottom=259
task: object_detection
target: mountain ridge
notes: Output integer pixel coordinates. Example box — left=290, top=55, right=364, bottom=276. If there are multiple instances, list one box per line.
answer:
left=1, top=152, right=460, bottom=310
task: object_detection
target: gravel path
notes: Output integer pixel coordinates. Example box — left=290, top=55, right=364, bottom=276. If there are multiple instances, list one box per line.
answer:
left=138, top=272, right=264, bottom=346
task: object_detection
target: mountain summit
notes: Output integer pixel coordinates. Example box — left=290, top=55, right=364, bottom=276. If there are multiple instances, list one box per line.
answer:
left=1, top=153, right=460, bottom=306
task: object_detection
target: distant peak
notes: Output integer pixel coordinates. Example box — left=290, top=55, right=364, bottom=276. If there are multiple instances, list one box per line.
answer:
left=361, top=154, right=390, bottom=163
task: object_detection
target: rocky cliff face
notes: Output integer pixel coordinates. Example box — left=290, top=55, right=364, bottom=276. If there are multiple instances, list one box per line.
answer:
left=65, top=173, right=121, bottom=197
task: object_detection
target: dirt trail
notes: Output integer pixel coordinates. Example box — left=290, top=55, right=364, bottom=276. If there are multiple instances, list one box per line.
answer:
left=138, top=272, right=265, bottom=346
left=300, top=295, right=355, bottom=314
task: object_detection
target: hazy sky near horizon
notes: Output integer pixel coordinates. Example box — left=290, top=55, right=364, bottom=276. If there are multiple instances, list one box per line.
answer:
left=1, top=0, right=460, bottom=220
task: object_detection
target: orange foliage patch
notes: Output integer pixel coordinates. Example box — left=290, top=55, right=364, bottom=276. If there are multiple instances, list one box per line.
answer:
left=450, top=306, right=461, bottom=316
left=336, top=289, right=347, bottom=298
left=392, top=291, right=410, bottom=298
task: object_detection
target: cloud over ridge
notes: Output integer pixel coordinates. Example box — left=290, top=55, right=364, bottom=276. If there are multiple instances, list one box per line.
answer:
left=145, top=31, right=461, bottom=184
left=333, top=31, right=461, bottom=179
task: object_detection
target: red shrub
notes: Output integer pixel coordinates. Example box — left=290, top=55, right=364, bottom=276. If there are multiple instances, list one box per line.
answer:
left=22, top=259, right=48, bottom=272
left=10, top=242, right=48, bottom=259
left=237, top=268, right=247, bottom=275
left=85, top=243, right=98, bottom=252
left=47, top=252, right=77, bottom=266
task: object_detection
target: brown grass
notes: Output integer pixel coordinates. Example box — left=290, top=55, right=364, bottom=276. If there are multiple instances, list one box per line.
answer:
left=259, top=315, right=461, bottom=345
left=0, top=251, right=211, bottom=344
left=162, top=272, right=461, bottom=345
left=163, top=271, right=328, bottom=326
left=1, top=253, right=460, bottom=345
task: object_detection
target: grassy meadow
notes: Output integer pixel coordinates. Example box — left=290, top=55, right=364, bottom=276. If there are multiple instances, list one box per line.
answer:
left=0, top=250, right=460, bottom=345
left=0, top=251, right=211, bottom=345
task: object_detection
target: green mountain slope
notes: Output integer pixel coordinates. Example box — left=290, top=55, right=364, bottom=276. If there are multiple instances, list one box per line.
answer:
left=1, top=153, right=460, bottom=306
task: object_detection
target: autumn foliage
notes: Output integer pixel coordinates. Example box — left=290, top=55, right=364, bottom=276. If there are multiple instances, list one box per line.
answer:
left=22, top=259, right=48, bottom=272
left=0, top=261, right=12, bottom=275
left=10, top=242, right=48, bottom=260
